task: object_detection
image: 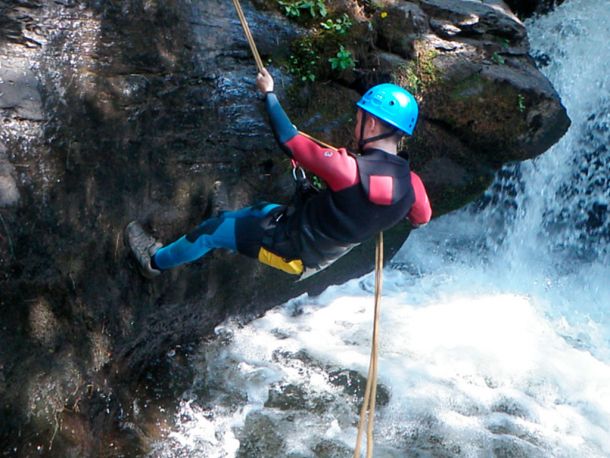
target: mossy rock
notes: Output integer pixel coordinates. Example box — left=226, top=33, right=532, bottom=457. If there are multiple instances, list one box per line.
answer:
left=427, top=73, right=528, bottom=166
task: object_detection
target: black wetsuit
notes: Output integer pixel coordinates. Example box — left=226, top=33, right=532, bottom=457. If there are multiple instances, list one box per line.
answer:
left=247, top=92, right=431, bottom=273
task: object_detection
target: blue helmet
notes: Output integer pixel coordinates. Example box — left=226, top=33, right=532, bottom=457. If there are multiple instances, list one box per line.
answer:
left=356, top=83, right=418, bottom=135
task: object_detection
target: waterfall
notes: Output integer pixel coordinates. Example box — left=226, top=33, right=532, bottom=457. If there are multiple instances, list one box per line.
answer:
left=152, top=1, right=610, bottom=456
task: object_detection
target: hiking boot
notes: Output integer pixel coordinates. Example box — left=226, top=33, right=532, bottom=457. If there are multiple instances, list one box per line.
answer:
left=125, top=221, right=162, bottom=279
left=210, top=180, right=230, bottom=217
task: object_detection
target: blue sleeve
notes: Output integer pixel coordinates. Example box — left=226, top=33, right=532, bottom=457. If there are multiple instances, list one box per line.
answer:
left=265, top=92, right=298, bottom=156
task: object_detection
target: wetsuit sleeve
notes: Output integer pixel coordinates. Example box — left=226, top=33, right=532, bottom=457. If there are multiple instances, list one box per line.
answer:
left=407, top=172, right=432, bottom=227
left=265, top=92, right=358, bottom=192
left=265, top=92, right=299, bottom=147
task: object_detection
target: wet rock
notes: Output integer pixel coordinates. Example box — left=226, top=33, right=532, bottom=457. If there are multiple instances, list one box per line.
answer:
left=0, top=61, right=44, bottom=121
left=402, top=415, right=465, bottom=457
left=491, top=434, right=547, bottom=457
left=420, top=0, right=526, bottom=39
left=237, top=411, right=285, bottom=457
left=313, top=439, right=353, bottom=458
left=265, top=381, right=336, bottom=415
left=375, top=2, right=429, bottom=58
left=328, top=368, right=390, bottom=407
left=504, top=0, right=566, bottom=18
left=266, top=383, right=309, bottom=411
left=0, top=0, right=570, bottom=455
left=0, top=144, right=19, bottom=207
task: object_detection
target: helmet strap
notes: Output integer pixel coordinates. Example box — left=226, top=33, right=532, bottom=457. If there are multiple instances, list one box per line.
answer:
left=358, top=111, right=399, bottom=153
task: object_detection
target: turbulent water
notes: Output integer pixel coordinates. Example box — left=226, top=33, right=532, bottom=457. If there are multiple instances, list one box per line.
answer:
left=152, top=1, right=610, bottom=456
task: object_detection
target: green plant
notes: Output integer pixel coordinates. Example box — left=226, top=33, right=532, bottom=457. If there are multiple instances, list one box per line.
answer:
left=287, top=37, right=319, bottom=82
left=398, top=64, right=421, bottom=93
left=492, top=52, right=505, bottom=65
left=278, top=0, right=327, bottom=18
left=392, top=47, right=438, bottom=94
left=311, top=175, right=324, bottom=190
left=329, top=45, right=356, bottom=71
left=278, top=1, right=300, bottom=17
left=517, top=94, right=526, bottom=113
left=320, top=14, right=352, bottom=35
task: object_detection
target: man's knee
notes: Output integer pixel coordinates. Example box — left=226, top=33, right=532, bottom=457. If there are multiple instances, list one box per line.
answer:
left=186, top=218, right=223, bottom=243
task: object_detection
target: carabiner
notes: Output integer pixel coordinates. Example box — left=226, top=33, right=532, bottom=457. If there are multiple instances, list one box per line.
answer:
left=292, top=165, right=307, bottom=182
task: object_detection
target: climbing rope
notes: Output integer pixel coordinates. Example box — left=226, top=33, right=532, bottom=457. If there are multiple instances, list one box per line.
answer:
left=354, top=232, right=383, bottom=458
left=297, top=130, right=338, bottom=152
left=230, top=2, right=384, bottom=455
left=231, top=0, right=265, bottom=72
left=230, top=0, right=339, bottom=151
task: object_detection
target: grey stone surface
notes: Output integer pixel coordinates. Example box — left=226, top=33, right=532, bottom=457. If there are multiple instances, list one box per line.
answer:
left=0, top=61, right=44, bottom=121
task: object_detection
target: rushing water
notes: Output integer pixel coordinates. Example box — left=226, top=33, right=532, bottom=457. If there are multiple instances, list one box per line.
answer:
left=152, top=1, right=610, bottom=456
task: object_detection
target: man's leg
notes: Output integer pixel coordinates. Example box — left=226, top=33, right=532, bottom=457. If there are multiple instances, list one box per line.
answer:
left=152, top=216, right=235, bottom=270
left=150, top=203, right=281, bottom=271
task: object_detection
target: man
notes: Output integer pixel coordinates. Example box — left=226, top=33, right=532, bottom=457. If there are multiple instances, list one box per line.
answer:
left=126, top=68, right=431, bottom=279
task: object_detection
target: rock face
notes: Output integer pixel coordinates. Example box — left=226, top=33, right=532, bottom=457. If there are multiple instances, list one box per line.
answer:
left=504, top=0, right=566, bottom=18
left=0, top=0, right=568, bottom=455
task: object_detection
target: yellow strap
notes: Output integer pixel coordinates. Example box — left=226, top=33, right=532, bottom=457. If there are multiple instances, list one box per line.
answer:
left=258, top=247, right=304, bottom=275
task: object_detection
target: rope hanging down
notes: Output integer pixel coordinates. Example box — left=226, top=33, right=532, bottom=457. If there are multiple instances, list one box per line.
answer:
left=353, top=232, right=383, bottom=458
left=229, top=2, right=384, bottom=456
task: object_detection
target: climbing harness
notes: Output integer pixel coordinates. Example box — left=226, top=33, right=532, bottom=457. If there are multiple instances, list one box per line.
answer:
left=230, top=2, right=384, bottom=455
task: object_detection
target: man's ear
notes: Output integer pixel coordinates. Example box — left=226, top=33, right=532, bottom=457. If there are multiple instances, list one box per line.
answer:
left=367, top=114, right=378, bottom=132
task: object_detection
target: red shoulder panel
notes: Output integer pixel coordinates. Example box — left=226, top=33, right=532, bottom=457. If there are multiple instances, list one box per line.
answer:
left=368, top=175, right=394, bottom=205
